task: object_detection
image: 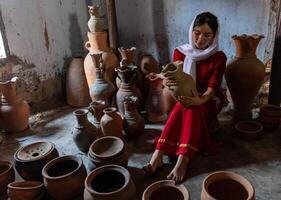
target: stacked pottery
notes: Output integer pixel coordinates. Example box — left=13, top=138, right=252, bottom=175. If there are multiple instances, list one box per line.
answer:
left=87, top=5, right=104, bottom=32
left=225, top=34, right=265, bottom=122
left=7, top=181, right=45, bottom=200
left=100, top=107, right=123, bottom=138
left=123, top=95, right=145, bottom=137
left=84, top=165, right=136, bottom=200
left=143, top=180, right=190, bottom=200
left=0, top=77, right=29, bottom=132
left=14, top=141, right=59, bottom=181
left=42, top=155, right=87, bottom=200
left=259, top=104, right=281, bottom=130
left=88, top=136, right=128, bottom=171
left=0, top=161, right=15, bottom=196
left=72, top=109, right=97, bottom=152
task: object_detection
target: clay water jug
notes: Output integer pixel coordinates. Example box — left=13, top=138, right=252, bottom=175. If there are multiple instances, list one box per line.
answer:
left=0, top=77, right=29, bottom=132
left=87, top=5, right=104, bottom=32
left=225, top=34, right=265, bottom=122
left=100, top=107, right=123, bottom=138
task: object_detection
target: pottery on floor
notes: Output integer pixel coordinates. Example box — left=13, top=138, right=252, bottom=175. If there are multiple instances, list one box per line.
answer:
left=235, top=120, right=263, bottom=141
left=0, top=160, right=15, bottom=196
left=259, top=104, right=281, bottom=130
left=7, top=181, right=45, bottom=200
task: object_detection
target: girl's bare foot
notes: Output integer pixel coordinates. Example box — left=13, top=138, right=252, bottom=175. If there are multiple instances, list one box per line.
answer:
left=143, top=150, right=164, bottom=175
left=167, top=154, right=189, bottom=183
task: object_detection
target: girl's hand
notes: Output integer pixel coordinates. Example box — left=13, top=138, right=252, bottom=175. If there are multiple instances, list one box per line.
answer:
left=177, top=90, right=202, bottom=107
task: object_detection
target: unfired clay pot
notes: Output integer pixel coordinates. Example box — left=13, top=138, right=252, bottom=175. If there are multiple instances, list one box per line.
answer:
left=42, top=155, right=87, bottom=200
left=201, top=171, right=255, bottom=200
left=225, top=34, right=265, bottom=122
left=7, top=181, right=45, bottom=200
left=87, top=5, right=104, bottom=32
left=0, top=77, right=29, bottom=132
left=259, top=104, right=281, bottom=130
left=100, top=107, right=123, bottom=138
left=235, top=120, right=263, bottom=141
left=66, top=57, right=91, bottom=107
left=0, top=161, right=15, bottom=196
left=84, top=165, right=136, bottom=200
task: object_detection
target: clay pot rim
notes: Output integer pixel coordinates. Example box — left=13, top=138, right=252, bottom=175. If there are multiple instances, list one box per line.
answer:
left=14, top=141, right=55, bottom=163
left=235, top=120, right=263, bottom=134
left=260, top=104, right=281, bottom=117
left=118, top=46, right=136, bottom=52
left=232, top=34, right=264, bottom=40
left=0, top=76, right=18, bottom=84
left=142, top=180, right=189, bottom=200
left=0, top=160, right=13, bottom=176
left=103, top=107, right=117, bottom=114
left=73, top=109, right=89, bottom=116
left=88, top=149, right=127, bottom=164
left=161, top=63, right=178, bottom=76
left=85, top=164, right=130, bottom=195
left=8, top=180, right=44, bottom=190
left=42, top=155, right=82, bottom=180
left=89, top=100, right=106, bottom=107
left=202, top=171, right=255, bottom=200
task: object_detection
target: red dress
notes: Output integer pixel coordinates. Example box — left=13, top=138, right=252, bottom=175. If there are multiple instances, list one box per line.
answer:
left=156, top=49, right=227, bottom=158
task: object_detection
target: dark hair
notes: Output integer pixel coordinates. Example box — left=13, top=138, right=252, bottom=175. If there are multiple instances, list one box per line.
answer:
left=193, top=12, right=218, bottom=35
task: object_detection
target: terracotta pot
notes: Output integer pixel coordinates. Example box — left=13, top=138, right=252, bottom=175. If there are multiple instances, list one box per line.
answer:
left=84, top=165, right=136, bottom=200
left=259, top=104, right=281, bottom=130
left=225, top=34, right=265, bottom=122
left=7, top=181, right=45, bottom=200
left=235, top=120, right=263, bottom=141
left=87, top=5, right=104, bottom=32
left=0, top=77, right=29, bottom=132
left=84, top=32, right=118, bottom=87
left=143, top=180, right=190, bottom=200
left=100, top=107, right=123, bottom=138
left=118, top=47, right=136, bottom=65
left=72, top=109, right=97, bottom=152
left=14, top=141, right=59, bottom=181
left=140, top=54, right=160, bottom=76
left=66, top=57, right=91, bottom=107
left=145, top=73, right=167, bottom=122
left=0, top=161, right=15, bottom=196
left=42, top=155, right=87, bottom=200
left=201, top=171, right=255, bottom=200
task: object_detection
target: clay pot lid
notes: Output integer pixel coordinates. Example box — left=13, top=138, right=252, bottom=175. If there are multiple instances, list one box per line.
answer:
left=89, top=136, right=124, bottom=160
left=8, top=180, right=44, bottom=190
left=0, top=161, right=13, bottom=176
left=15, top=141, right=54, bottom=162
left=142, top=180, right=190, bottom=200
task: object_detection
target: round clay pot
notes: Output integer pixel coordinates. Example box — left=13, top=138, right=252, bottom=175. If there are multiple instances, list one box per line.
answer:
left=201, top=171, right=255, bottom=200
left=84, top=165, right=136, bottom=200
left=140, top=54, right=159, bottom=76
left=0, top=161, right=15, bottom=196
left=259, top=104, right=281, bottom=130
left=7, top=181, right=45, bottom=200
left=143, top=180, right=189, bottom=200
left=14, top=141, right=59, bottom=181
left=42, top=155, right=87, bottom=200
left=235, top=120, right=263, bottom=141
left=100, top=107, right=123, bottom=138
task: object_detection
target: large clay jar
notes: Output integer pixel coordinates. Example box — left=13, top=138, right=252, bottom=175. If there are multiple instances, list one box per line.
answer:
left=143, top=180, right=190, bottom=200
left=201, top=171, right=255, bottom=200
left=87, top=5, right=104, bottom=32
left=89, top=54, right=116, bottom=105
left=7, top=181, right=45, bottom=200
left=225, top=34, right=265, bottom=122
left=0, top=77, right=29, bottom=132
left=145, top=73, right=167, bottom=122
left=14, top=141, right=59, bottom=181
left=100, top=107, right=123, bottom=138
left=84, top=165, right=136, bottom=200
left=66, top=57, right=91, bottom=107
left=123, top=96, right=145, bottom=137
left=0, top=161, right=15, bottom=196
left=259, top=104, right=281, bottom=130
left=42, top=155, right=87, bottom=200
left=72, top=109, right=97, bottom=152
left=84, top=31, right=118, bottom=86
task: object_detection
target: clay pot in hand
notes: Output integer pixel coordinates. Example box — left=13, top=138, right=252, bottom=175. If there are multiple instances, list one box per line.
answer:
left=201, top=171, right=255, bottom=200
left=66, top=57, right=91, bottom=107
left=259, top=104, right=281, bottom=130
left=72, top=109, right=97, bottom=152
left=143, top=180, right=190, bottom=200
left=225, top=34, right=265, bottom=122
left=100, top=107, right=123, bottom=138
left=0, top=161, right=15, bottom=196
left=87, top=5, right=104, bottom=32
left=42, top=155, right=87, bottom=200
left=235, top=120, right=263, bottom=141
left=84, top=165, right=136, bottom=200
left=14, top=141, right=59, bottom=181
left=7, top=181, right=45, bottom=200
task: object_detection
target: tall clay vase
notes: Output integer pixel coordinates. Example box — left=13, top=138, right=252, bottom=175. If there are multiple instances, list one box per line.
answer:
left=145, top=73, right=167, bottom=122
left=0, top=77, right=29, bottom=132
left=89, top=54, right=116, bottom=105
left=84, top=31, right=118, bottom=87
left=100, top=107, right=123, bottom=138
left=72, top=109, right=97, bottom=152
left=7, top=181, right=45, bottom=200
left=0, top=161, right=15, bottom=196
left=66, top=57, right=91, bottom=107
left=123, top=96, right=145, bottom=137
left=225, top=34, right=265, bottom=122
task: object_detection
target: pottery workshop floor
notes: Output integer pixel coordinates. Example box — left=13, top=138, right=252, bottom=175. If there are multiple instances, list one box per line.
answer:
left=1, top=104, right=281, bottom=200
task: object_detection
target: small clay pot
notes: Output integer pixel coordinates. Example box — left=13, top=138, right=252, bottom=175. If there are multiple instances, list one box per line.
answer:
left=201, top=171, right=255, bottom=200
left=259, top=104, right=281, bottom=130
left=142, top=180, right=190, bottom=200
left=42, top=155, right=87, bottom=200
left=7, top=181, right=45, bottom=200
left=0, top=161, right=15, bottom=196
left=84, top=165, right=136, bottom=200
left=100, top=107, right=123, bottom=138
left=14, top=141, right=59, bottom=181
left=235, top=120, right=263, bottom=141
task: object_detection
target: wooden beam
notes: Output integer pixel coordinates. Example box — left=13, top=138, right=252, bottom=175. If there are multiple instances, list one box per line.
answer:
left=105, top=0, right=118, bottom=50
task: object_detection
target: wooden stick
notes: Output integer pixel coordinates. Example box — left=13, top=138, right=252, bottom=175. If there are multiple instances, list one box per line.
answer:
left=105, top=0, right=118, bottom=50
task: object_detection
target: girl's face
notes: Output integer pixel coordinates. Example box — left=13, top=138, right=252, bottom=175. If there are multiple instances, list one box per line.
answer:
left=192, top=23, right=215, bottom=49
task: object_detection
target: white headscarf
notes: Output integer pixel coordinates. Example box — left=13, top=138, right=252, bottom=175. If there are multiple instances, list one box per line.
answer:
left=176, top=13, right=220, bottom=83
